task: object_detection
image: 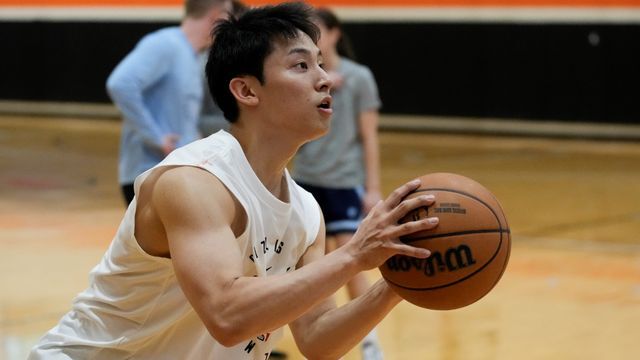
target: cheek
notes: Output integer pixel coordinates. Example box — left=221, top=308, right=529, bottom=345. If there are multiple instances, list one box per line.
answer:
left=270, top=93, right=304, bottom=116
left=264, top=75, right=314, bottom=113
left=277, top=84, right=310, bottom=107
left=282, top=95, right=312, bottom=114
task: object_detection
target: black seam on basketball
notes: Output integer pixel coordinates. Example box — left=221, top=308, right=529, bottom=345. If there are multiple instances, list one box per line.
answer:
left=387, top=187, right=508, bottom=292
left=413, top=187, right=507, bottom=262
left=385, top=237, right=506, bottom=292
left=402, top=229, right=511, bottom=244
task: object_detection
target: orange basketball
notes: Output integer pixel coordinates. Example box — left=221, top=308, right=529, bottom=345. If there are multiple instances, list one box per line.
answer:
left=380, top=173, right=511, bottom=310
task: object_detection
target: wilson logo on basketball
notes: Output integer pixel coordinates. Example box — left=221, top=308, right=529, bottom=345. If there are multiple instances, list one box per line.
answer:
left=386, top=244, right=477, bottom=277
left=408, top=203, right=466, bottom=222
left=433, top=202, right=467, bottom=214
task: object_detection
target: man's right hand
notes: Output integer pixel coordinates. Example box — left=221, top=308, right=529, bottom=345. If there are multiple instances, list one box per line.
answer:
left=344, top=179, right=439, bottom=270
left=161, top=134, right=180, bottom=155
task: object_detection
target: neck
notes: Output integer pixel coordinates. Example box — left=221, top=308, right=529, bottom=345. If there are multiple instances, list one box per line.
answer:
left=181, top=17, right=210, bottom=52
left=229, top=122, right=298, bottom=201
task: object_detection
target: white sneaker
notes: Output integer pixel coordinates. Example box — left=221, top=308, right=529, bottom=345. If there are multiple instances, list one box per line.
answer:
left=361, top=339, right=383, bottom=360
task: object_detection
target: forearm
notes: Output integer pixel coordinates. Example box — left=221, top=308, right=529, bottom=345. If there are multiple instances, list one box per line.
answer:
left=363, top=131, right=381, bottom=193
left=296, top=279, right=401, bottom=359
left=107, top=82, right=163, bottom=147
left=360, top=112, right=381, bottom=193
left=200, top=247, right=362, bottom=345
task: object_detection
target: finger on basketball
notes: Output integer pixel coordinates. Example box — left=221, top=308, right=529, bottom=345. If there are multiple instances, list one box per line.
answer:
left=389, top=194, right=435, bottom=223
left=387, top=216, right=439, bottom=240
left=383, top=179, right=421, bottom=209
left=388, top=240, right=431, bottom=259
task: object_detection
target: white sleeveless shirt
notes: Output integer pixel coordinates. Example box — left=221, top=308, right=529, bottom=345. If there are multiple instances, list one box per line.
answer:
left=29, top=131, right=321, bottom=360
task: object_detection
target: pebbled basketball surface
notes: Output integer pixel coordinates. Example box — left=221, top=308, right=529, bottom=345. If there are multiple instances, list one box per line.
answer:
left=380, top=173, right=511, bottom=310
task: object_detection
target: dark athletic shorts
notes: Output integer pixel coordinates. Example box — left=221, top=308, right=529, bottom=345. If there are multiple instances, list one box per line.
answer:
left=297, top=182, right=364, bottom=235
left=121, top=183, right=135, bottom=206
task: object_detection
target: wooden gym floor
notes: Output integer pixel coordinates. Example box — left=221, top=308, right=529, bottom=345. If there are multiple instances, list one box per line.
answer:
left=0, top=114, right=639, bottom=360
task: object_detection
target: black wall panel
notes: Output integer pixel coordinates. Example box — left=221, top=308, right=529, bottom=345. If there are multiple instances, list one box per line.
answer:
left=2, top=21, right=638, bottom=123
left=2, top=21, right=165, bottom=102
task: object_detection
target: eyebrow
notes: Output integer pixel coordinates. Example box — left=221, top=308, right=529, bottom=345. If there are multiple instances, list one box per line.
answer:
left=288, top=47, right=322, bottom=57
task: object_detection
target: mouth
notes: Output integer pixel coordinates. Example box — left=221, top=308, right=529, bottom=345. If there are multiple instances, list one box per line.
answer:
left=317, top=96, right=332, bottom=113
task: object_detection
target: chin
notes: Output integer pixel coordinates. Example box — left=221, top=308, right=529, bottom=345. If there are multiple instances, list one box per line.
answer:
left=310, top=121, right=330, bottom=140
left=317, top=126, right=330, bottom=138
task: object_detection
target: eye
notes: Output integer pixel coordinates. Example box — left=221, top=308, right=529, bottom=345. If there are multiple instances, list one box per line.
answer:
left=295, top=62, right=309, bottom=70
left=319, top=62, right=326, bottom=70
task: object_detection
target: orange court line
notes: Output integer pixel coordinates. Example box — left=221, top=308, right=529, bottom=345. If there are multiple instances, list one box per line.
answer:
left=2, top=0, right=640, bottom=7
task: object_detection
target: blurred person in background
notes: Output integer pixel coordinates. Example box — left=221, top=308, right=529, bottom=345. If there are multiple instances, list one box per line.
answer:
left=291, top=7, right=385, bottom=360
left=107, top=0, right=232, bottom=205
left=198, top=0, right=248, bottom=136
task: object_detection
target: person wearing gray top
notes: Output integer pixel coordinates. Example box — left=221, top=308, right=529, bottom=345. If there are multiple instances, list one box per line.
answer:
left=291, top=8, right=384, bottom=360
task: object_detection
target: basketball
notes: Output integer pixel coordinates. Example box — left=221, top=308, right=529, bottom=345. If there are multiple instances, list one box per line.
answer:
left=380, top=173, right=511, bottom=310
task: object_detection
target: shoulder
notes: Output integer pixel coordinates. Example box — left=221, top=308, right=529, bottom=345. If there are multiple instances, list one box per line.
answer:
left=136, top=27, right=182, bottom=53
left=342, top=58, right=374, bottom=78
left=151, top=166, right=237, bottom=225
left=341, top=58, right=378, bottom=90
left=136, top=165, right=246, bottom=258
left=143, top=27, right=181, bottom=42
left=155, top=166, right=229, bottom=201
left=155, top=165, right=214, bottom=187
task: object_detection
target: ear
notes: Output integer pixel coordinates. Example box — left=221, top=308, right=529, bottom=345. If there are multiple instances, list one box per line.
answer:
left=229, top=77, right=259, bottom=107
left=329, top=27, right=342, bottom=45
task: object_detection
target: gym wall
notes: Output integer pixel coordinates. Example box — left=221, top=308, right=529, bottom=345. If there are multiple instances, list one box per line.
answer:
left=1, top=0, right=639, bottom=124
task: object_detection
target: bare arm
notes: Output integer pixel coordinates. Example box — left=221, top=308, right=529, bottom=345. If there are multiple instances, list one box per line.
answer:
left=359, top=109, right=382, bottom=213
left=288, top=181, right=440, bottom=359
left=289, top=224, right=402, bottom=359
left=152, top=167, right=436, bottom=347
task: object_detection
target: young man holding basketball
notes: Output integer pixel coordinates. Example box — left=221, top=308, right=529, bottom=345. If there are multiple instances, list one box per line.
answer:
left=29, top=3, right=438, bottom=359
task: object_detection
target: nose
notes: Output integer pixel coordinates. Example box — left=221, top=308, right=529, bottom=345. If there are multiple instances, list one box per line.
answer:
left=317, top=67, right=333, bottom=93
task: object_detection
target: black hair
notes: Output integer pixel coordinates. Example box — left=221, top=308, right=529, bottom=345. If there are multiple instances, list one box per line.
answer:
left=206, top=2, right=320, bottom=122
left=231, top=0, right=248, bottom=16
left=314, top=7, right=356, bottom=61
